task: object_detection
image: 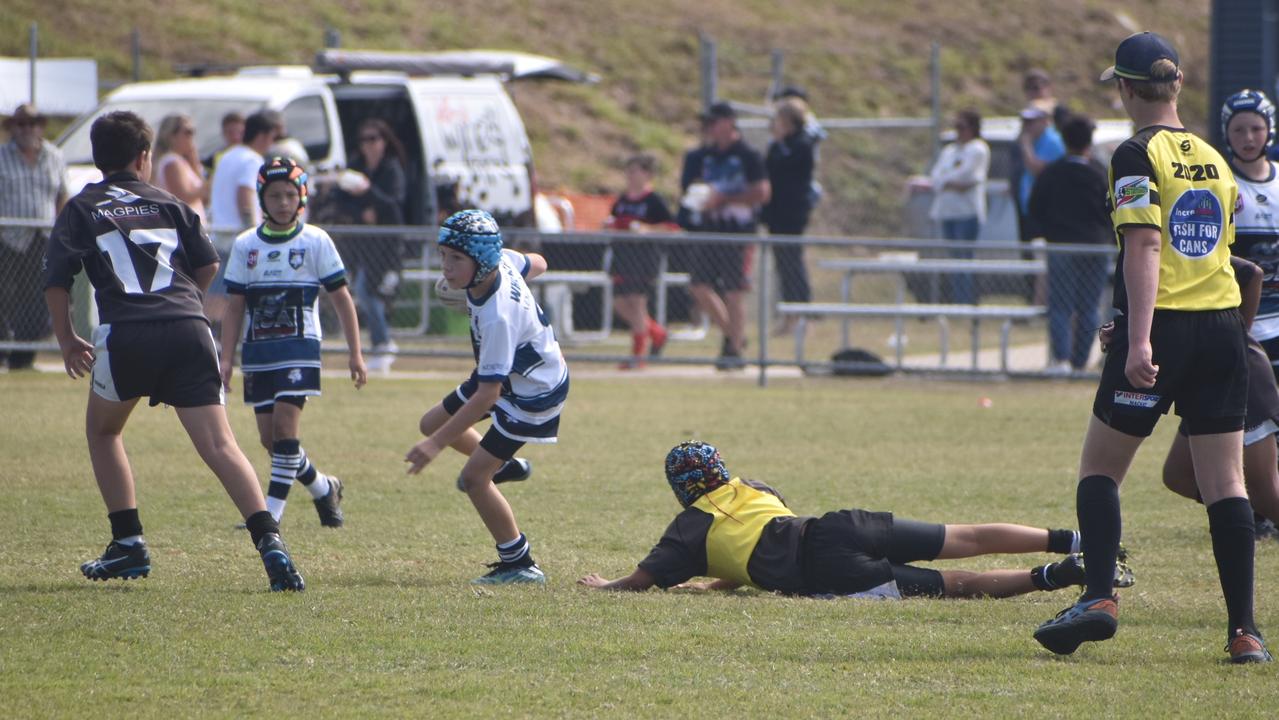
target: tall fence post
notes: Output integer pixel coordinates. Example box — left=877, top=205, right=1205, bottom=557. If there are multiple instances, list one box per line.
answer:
left=768, top=49, right=785, bottom=104
left=131, top=28, right=141, bottom=82
left=699, top=32, right=718, bottom=110
left=757, top=238, right=770, bottom=387
left=930, top=42, right=942, bottom=159
left=28, top=23, right=38, bottom=104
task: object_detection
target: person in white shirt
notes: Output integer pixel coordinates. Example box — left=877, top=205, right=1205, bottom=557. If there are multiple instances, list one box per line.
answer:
left=207, top=111, right=282, bottom=324
left=928, top=109, right=990, bottom=304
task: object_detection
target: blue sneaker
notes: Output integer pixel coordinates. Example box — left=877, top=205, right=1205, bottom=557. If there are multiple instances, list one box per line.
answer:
left=81, top=540, right=150, bottom=581
left=256, top=533, right=305, bottom=592
left=1034, top=595, right=1119, bottom=655
left=471, top=560, right=546, bottom=585
left=457, top=457, right=532, bottom=492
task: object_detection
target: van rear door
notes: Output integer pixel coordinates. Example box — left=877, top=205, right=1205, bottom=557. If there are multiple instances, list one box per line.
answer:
left=408, top=77, right=532, bottom=225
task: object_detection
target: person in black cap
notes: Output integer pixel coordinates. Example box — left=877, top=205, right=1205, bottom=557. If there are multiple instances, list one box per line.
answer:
left=1032, top=31, right=1270, bottom=664
left=678, top=101, right=770, bottom=370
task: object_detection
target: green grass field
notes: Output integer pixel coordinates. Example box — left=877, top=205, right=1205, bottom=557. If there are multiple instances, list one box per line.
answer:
left=1, top=369, right=1274, bottom=717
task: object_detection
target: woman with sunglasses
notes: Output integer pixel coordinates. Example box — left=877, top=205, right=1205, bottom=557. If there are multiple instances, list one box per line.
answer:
left=334, top=119, right=408, bottom=370
left=152, top=114, right=206, bottom=223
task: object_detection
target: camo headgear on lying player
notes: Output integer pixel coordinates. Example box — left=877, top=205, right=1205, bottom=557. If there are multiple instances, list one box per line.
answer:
left=256, top=156, right=309, bottom=222
left=665, top=441, right=731, bottom=507
left=437, top=209, right=503, bottom=289
left=1221, top=89, right=1276, bottom=160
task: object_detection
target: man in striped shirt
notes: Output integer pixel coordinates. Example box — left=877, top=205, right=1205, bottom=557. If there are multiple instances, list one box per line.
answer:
left=0, top=103, right=66, bottom=370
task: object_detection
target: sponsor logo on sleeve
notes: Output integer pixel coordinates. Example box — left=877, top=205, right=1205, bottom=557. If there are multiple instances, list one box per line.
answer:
left=1114, top=390, right=1161, bottom=408
left=1114, top=176, right=1151, bottom=209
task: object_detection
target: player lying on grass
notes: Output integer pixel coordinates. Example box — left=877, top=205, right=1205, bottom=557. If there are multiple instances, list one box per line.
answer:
left=405, top=210, right=568, bottom=585
left=42, top=111, right=304, bottom=591
left=578, top=441, right=1131, bottom=599
left=220, top=157, right=366, bottom=529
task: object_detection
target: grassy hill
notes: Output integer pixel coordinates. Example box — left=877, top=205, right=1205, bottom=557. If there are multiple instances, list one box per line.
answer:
left=3, top=0, right=1209, bottom=234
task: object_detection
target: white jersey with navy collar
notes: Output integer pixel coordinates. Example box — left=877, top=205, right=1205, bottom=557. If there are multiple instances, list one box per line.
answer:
left=467, top=249, right=569, bottom=441
left=1231, top=162, right=1279, bottom=341
left=224, top=223, right=347, bottom=372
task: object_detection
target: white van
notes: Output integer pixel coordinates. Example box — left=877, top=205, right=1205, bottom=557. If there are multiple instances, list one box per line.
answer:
left=56, top=50, right=592, bottom=226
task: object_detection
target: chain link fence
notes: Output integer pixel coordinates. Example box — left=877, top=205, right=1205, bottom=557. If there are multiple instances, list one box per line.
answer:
left=3, top=214, right=1122, bottom=382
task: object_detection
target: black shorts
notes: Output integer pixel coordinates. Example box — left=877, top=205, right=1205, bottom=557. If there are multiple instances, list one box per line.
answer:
left=688, top=242, right=753, bottom=292
left=440, top=384, right=526, bottom=461
left=801, top=510, right=946, bottom=597
left=243, top=367, right=321, bottom=408
left=1177, top=336, right=1279, bottom=445
left=1093, top=309, right=1248, bottom=437
left=90, top=318, right=223, bottom=408
left=611, top=245, right=659, bottom=295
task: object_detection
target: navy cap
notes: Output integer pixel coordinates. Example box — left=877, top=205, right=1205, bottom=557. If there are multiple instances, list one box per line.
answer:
left=701, top=101, right=737, bottom=122
left=1100, top=31, right=1180, bottom=82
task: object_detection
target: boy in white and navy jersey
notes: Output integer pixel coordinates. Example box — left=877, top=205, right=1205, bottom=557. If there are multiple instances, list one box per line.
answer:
left=221, top=157, right=367, bottom=527
left=405, top=209, right=567, bottom=584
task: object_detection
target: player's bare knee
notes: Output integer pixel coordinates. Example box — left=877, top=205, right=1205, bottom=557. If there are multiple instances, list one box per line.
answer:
left=457, top=471, right=493, bottom=494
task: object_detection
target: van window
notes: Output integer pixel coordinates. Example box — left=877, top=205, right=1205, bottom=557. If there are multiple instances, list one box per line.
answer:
left=283, top=96, right=331, bottom=161
left=58, top=98, right=261, bottom=165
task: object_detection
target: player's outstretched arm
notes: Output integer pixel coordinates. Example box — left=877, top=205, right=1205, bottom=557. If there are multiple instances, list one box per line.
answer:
left=326, top=285, right=367, bottom=388
left=219, top=294, right=247, bottom=390
left=405, top=381, right=501, bottom=474
left=43, top=287, right=93, bottom=378
left=578, top=567, right=657, bottom=591
left=674, top=578, right=742, bottom=592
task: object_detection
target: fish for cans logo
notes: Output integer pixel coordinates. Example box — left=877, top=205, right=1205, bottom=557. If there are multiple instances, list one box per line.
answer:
left=247, top=249, right=258, bottom=269
left=1168, top=189, right=1224, bottom=258
left=1114, top=176, right=1150, bottom=208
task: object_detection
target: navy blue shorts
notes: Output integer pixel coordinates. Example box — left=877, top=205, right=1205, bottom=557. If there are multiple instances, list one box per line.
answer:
left=243, top=366, right=321, bottom=408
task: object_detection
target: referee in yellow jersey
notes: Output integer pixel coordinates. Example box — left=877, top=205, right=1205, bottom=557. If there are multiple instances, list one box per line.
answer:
left=1034, top=32, right=1269, bottom=663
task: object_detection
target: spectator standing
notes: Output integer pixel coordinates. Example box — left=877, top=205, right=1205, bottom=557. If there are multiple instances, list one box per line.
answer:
left=927, top=109, right=990, bottom=305
left=152, top=114, right=207, bottom=224
left=1029, top=114, right=1112, bottom=373
left=0, top=103, right=67, bottom=370
left=605, top=154, right=676, bottom=369
left=763, top=97, right=818, bottom=335
left=332, top=118, right=408, bottom=371
left=203, top=111, right=245, bottom=173
left=1016, top=103, right=1067, bottom=240
left=207, top=111, right=281, bottom=327
left=679, top=101, right=770, bottom=370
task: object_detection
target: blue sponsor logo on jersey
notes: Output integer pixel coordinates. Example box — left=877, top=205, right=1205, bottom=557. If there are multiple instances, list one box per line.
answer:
left=1168, top=189, right=1224, bottom=258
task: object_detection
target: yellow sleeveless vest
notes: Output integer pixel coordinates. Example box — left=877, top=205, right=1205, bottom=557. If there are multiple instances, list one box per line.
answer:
left=691, top=478, right=796, bottom=587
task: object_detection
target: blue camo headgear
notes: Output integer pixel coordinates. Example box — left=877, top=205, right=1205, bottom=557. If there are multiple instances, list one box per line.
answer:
left=665, top=441, right=731, bottom=507
left=1221, top=89, right=1276, bottom=158
left=438, top=209, right=503, bottom=288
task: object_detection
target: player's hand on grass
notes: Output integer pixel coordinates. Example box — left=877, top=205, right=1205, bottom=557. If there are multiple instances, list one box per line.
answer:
left=59, top=335, right=94, bottom=378
left=577, top=573, right=610, bottom=588
left=1125, top=339, right=1158, bottom=389
left=673, top=580, right=715, bottom=591
left=404, top=438, right=441, bottom=474
left=350, top=353, right=367, bottom=389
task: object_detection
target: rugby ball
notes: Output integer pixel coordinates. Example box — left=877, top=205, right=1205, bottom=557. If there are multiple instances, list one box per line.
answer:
left=434, top=278, right=469, bottom=313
